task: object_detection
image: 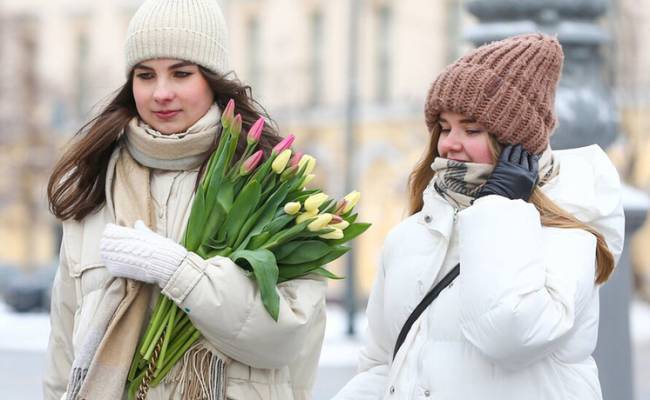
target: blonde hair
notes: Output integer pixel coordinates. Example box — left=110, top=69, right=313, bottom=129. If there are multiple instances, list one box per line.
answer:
left=408, top=124, right=614, bottom=284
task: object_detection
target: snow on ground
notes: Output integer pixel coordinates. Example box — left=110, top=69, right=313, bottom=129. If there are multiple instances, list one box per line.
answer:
left=632, top=297, right=650, bottom=344
left=0, top=301, right=50, bottom=352
left=319, top=305, right=367, bottom=366
left=0, top=301, right=369, bottom=365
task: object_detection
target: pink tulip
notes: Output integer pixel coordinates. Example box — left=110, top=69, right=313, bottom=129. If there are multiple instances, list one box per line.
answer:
left=272, top=134, right=295, bottom=155
left=334, top=199, right=347, bottom=215
left=221, top=99, right=235, bottom=129
left=247, top=117, right=265, bottom=145
left=240, top=150, right=264, bottom=175
left=231, top=114, right=242, bottom=137
left=290, top=151, right=303, bottom=168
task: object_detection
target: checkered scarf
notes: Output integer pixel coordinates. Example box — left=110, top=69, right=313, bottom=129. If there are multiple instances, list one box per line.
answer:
left=429, top=146, right=557, bottom=210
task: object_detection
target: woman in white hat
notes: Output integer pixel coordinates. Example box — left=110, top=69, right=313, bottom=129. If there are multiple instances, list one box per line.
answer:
left=44, top=1, right=326, bottom=399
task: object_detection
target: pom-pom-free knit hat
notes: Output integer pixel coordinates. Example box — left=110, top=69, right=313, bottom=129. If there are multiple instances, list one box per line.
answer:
left=424, top=33, right=564, bottom=154
left=125, top=0, right=230, bottom=76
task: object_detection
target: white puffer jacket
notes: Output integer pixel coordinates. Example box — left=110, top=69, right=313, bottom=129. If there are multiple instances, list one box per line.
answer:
left=43, top=147, right=327, bottom=400
left=334, top=145, right=624, bottom=400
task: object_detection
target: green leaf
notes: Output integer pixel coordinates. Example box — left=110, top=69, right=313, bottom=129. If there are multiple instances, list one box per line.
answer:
left=199, top=200, right=227, bottom=248
left=329, top=222, right=371, bottom=245
left=230, top=249, right=280, bottom=320
left=277, top=245, right=350, bottom=281
left=222, top=180, right=262, bottom=247
left=216, top=180, right=235, bottom=214
left=201, top=124, right=229, bottom=192
left=248, top=231, right=271, bottom=250
left=277, top=264, right=320, bottom=282
left=182, top=189, right=207, bottom=251
left=234, top=182, right=292, bottom=250
left=276, top=240, right=331, bottom=264
left=312, top=267, right=344, bottom=280
left=266, top=214, right=294, bottom=236
left=203, top=143, right=230, bottom=200
left=321, top=199, right=336, bottom=213
left=286, top=188, right=319, bottom=203
left=261, top=220, right=310, bottom=250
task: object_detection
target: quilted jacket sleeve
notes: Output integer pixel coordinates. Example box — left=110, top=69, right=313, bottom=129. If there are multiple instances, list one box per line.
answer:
left=43, top=241, right=76, bottom=400
left=161, top=253, right=327, bottom=369
left=457, top=194, right=602, bottom=370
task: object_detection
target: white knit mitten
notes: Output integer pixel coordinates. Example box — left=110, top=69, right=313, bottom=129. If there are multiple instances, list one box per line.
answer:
left=100, top=220, right=188, bottom=288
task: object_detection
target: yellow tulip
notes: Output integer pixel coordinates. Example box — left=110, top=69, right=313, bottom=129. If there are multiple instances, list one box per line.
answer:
left=329, top=220, right=350, bottom=230
left=342, top=191, right=361, bottom=213
left=319, top=228, right=344, bottom=240
left=272, top=149, right=292, bottom=174
left=283, top=202, right=301, bottom=215
left=304, top=193, right=328, bottom=212
left=296, top=209, right=318, bottom=224
left=298, top=155, right=317, bottom=175
left=303, top=174, right=315, bottom=186
left=307, top=213, right=333, bottom=232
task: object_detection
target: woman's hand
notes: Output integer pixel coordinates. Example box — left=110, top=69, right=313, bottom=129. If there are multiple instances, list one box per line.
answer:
left=100, top=220, right=188, bottom=288
left=477, top=144, right=539, bottom=201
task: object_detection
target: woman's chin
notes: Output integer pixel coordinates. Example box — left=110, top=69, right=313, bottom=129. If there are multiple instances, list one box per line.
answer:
left=148, top=120, right=189, bottom=135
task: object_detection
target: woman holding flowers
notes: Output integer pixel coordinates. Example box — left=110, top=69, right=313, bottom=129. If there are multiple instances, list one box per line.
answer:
left=44, top=1, right=328, bottom=399
left=334, top=33, right=625, bottom=399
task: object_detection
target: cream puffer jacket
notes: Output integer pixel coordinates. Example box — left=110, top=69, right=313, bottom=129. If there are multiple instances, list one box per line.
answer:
left=334, top=145, right=625, bottom=400
left=43, top=147, right=327, bottom=400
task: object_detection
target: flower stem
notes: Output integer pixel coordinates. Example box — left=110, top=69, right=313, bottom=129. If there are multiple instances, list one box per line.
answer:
left=156, top=304, right=177, bottom=373
left=144, top=302, right=170, bottom=361
left=139, top=295, right=168, bottom=356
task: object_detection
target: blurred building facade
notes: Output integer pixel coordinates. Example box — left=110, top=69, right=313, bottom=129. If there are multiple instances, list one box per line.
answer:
left=613, top=0, right=650, bottom=297
left=0, top=0, right=138, bottom=272
left=1, top=0, right=650, bottom=300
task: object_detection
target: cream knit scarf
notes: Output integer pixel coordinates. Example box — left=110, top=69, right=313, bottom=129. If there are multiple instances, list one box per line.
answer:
left=66, top=105, right=220, bottom=400
left=429, top=146, right=558, bottom=210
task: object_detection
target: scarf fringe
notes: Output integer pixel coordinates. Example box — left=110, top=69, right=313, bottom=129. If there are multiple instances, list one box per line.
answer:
left=163, top=341, right=228, bottom=400
left=66, top=367, right=87, bottom=400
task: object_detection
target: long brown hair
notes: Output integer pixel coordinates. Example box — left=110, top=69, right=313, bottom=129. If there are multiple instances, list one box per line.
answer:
left=408, top=122, right=615, bottom=284
left=48, top=67, right=281, bottom=222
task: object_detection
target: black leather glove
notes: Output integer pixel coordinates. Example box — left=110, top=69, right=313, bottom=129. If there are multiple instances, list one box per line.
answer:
left=477, top=144, right=539, bottom=201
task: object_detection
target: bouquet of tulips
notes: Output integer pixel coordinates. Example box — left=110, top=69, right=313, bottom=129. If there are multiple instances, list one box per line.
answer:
left=126, top=99, right=370, bottom=396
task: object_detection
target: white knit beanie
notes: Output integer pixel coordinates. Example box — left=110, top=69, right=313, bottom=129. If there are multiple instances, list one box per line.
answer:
left=125, top=0, right=230, bottom=75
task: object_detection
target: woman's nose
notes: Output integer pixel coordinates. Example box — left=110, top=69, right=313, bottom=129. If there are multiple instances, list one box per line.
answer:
left=439, top=131, right=462, bottom=153
left=153, top=80, right=175, bottom=102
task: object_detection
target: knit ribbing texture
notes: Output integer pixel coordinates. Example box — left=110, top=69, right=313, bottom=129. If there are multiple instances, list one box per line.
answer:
left=125, top=0, right=230, bottom=75
left=424, top=33, right=564, bottom=154
left=100, top=222, right=188, bottom=288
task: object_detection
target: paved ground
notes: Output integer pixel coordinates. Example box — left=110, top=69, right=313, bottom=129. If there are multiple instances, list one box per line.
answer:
left=0, top=350, right=46, bottom=399
left=1, top=303, right=649, bottom=399
left=3, top=342, right=648, bottom=399
left=635, top=340, right=650, bottom=400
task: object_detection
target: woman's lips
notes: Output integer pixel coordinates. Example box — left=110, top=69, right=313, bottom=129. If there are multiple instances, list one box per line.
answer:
left=153, top=110, right=180, bottom=119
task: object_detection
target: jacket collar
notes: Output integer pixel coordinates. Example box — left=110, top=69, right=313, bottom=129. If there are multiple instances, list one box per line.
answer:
left=419, top=184, right=457, bottom=241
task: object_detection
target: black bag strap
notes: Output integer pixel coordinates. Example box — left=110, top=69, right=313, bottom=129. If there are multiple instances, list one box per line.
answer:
left=392, top=263, right=460, bottom=360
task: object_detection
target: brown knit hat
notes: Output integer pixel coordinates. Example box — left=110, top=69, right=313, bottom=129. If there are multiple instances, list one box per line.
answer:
left=424, top=33, right=564, bottom=154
